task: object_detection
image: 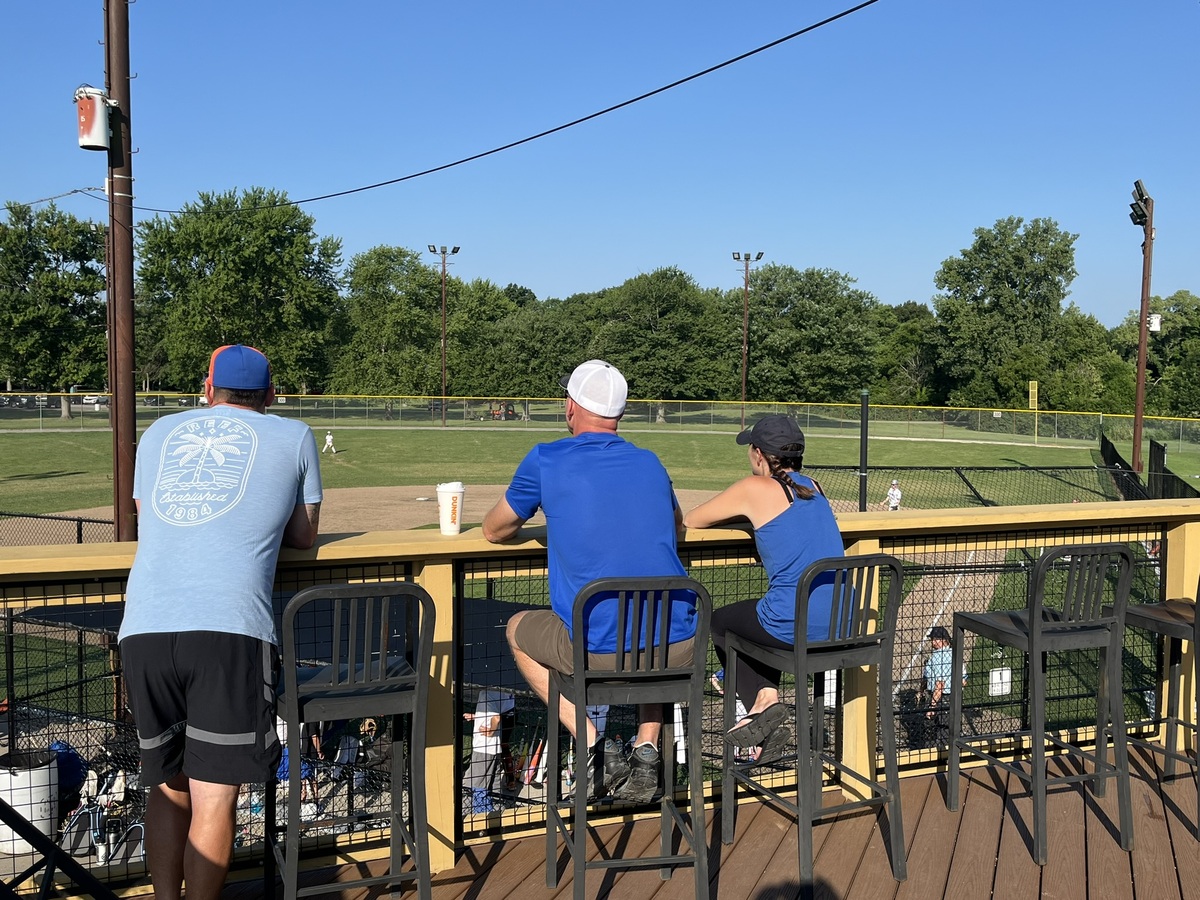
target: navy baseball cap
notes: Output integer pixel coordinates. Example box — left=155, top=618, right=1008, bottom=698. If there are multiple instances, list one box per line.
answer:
left=735, top=415, right=805, bottom=458
left=208, top=344, right=271, bottom=391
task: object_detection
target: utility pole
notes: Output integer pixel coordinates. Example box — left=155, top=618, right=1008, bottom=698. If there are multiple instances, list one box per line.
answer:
left=1129, top=180, right=1155, bottom=474
left=427, top=245, right=459, bottom=427
left=107, top=0, right=137, bottom=541
left=732, top=252, right=763, bottom=430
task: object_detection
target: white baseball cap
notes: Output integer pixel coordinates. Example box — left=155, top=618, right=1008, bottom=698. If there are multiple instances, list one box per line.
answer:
left=559, top=359, right=627, bottom=418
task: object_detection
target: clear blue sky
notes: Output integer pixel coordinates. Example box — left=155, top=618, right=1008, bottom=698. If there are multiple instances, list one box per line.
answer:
left=3, top=0, right=1197, bottom=327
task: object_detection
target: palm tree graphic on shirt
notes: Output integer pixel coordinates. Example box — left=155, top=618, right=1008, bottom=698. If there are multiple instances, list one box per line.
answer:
left=170, top=431, right=245, bottom=486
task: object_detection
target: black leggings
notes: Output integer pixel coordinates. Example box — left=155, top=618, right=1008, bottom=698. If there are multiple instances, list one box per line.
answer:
left=711, top=599, right=794, bottom=710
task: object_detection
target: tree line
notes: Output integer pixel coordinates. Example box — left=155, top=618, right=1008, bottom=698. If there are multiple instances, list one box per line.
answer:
left=2, top=189, right=1197, bottom=417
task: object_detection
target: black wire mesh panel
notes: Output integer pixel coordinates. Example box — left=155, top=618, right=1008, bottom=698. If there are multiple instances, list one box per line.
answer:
left=887, top=526, right=1162, bottom=767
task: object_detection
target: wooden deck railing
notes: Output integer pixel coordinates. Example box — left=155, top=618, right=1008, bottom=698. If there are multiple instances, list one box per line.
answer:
left=0, top=498, right=1197, bottom=890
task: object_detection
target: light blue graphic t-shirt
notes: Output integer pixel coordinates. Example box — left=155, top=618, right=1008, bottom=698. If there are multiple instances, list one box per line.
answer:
left=119, top=405, right=323, bottom=645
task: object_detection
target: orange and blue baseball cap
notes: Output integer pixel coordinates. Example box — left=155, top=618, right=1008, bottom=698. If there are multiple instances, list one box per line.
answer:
left=207, top=344, right=271, bottom=391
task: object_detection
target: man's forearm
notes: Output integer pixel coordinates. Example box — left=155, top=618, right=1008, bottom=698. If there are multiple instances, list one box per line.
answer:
left=482, top=497, right=524, bottom=542
left=283, top=502, right=321, bottom=549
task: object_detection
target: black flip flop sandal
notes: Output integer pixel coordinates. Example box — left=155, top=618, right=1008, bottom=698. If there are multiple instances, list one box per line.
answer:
left=751, top=721, right=794, bottom=767
left=726, top=701, right=788, bottom=748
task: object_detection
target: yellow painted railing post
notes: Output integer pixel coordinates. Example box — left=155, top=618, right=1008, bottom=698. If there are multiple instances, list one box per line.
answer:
left=1162, top=521, right=1200, bottom=754
left=415, top=557, right=457, bottom=872
left=841, top=537, right=882, bottom=800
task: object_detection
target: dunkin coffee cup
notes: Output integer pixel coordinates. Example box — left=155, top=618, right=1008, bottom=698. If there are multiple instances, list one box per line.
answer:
left=436, top=482, right=466, bottom=535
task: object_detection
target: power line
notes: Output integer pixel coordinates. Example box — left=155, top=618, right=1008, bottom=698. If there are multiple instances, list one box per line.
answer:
left=123, top=0, right=883, bottom=217
left=20, top=187, right=107, bottom=206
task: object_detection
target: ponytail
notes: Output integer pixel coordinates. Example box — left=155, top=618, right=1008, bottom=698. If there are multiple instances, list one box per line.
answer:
left=758, top=444, right=816, bottom=500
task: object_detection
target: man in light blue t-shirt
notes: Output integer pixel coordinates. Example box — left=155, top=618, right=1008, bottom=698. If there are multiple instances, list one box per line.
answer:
left=119, top=344, right=322, bottom=900
left=483, top=360, right=696, bottom=805
left=924, top=625, right=966, bottom=747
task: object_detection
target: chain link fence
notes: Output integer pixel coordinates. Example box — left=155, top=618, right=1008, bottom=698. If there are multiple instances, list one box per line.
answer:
left=6, top=393, right=1200, bottom=459
left=0, top=512, right=113, bottom=546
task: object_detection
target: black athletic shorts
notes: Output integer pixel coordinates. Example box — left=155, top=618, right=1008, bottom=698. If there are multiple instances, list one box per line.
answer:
left=120, top=631, right=281, bottom=786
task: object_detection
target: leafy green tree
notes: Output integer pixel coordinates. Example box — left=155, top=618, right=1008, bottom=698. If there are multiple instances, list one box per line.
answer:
left=500, top=283, right=538, bottom=309
left=1113, top=290, right=1200, bottom=416
left=583, top=268, right=727, bottom=403
left=473, top=298, right=589, bottom=399
left=330, top=245, right=443, bottom=395
left=1038, top=304, right=1124, bottom=412
left=872, top=301, right=936, bottom=404
left=136, top=188, right=341, bottom=391
left=746, top=265, right=880, bottom=403
left=446, top=278, right=521, bottom=398
left=0, top=203, right=107, bottom=408
left=932, top=217, right=1078, bottom=407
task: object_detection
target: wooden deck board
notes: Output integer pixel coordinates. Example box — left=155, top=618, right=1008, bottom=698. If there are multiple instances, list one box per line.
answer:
left=1128, top=745, right=1183, bottom=900
left=709, top=799, right=788, bottom=899
left=943, top=768, right=1005, bottom=900
left=218, top=757, right=1200, bottom=900
left=1039, top=757, right=1087, bottom=900
left=993, top=766, right=1042, bottom=900
left=894, top=769, right=960, bottom=900
left=842, top=766, right=930, bottom=900
left=1084, top=748, right=1134, bottom=900
left=1153, top=744, right=1200, bottom=900
left=586, top=808, right=694, bottom=900
left=813, top=806, right=884, bottom=899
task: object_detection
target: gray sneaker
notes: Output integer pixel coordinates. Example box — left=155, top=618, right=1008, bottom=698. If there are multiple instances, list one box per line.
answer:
left=612, top=743, right=660, bottom=803
left=574, top=737, right=631, bottom=801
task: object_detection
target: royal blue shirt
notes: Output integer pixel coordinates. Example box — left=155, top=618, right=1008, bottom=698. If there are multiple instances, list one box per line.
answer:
left=505, top=431, right=694, bottom=653
left=753, top=473, right=846, bottom=643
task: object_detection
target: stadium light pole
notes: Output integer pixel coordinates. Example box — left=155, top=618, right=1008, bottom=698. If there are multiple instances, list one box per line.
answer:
left=1129, top=181, right=1154, bottom=474
left=427, top=244, right=459, bottom=427
left=732, top=251, right=764, bottom=429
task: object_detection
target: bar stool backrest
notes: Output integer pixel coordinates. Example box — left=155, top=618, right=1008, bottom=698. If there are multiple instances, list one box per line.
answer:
left=1027, top=545, right=1134, bottom=648
left=282, top=582, right=435, bottom=721
left=796, top=555, right=904, bottom=669
left=570, top=577, right=712, bottom=686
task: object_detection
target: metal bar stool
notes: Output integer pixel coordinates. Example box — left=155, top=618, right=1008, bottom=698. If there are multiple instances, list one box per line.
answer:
left=721, top=554, right=907, bottom=896
left=1123, top=593, right=1200, bottom=838
left=545, top=576, right=712, bottom=900
left=264, top=582, right=435, bottom=900
left=946, top=544, right=1134, bottom=865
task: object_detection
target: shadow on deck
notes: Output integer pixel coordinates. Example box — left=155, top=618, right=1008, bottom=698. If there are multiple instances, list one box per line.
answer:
left=222, top=745, right=1199, bottom=900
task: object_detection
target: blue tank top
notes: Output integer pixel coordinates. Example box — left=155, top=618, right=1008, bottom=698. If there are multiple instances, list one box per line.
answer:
left=752, top=473, right=846, bottom=643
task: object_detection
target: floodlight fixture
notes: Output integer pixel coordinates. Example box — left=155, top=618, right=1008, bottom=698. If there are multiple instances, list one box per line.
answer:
left=428, top=244, right=437, bottom=253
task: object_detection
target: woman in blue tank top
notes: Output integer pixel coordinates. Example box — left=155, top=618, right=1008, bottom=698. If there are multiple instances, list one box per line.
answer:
left=683, top=415, right=844, bottom=763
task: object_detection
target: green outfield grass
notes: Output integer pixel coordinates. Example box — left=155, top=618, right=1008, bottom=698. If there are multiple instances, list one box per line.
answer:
left=0, top=426, right=1104, bottom=516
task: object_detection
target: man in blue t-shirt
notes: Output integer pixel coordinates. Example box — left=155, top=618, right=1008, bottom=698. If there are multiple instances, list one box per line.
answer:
left=924, top=625, right=965, bottom=746
left=483, top=360, right=695, bottom=804
left=119, top=345, right=322, bottom=900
